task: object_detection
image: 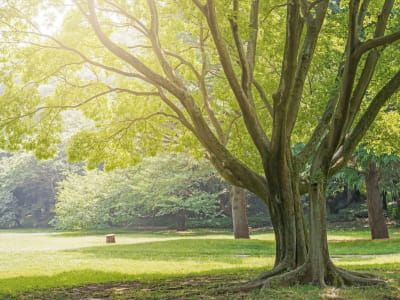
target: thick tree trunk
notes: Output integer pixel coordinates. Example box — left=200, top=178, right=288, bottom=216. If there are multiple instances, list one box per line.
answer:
left=230, top=185, right=250, bottom=239
left=254, top=152, right=309, bottom=284
left=365, top=161, right=389, bottom=239
left=243, top=165, right=384, bottom=289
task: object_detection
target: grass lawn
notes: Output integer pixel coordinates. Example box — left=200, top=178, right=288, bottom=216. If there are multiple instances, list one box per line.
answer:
left=0, top=228, right=399, bottom=299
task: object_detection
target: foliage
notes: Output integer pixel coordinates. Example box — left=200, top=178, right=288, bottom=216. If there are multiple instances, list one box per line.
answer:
left=53, top=153, right=224, bottom=230
left=0, top=151, right=78, bottom=228
left=327, top=202, right=369, bottom=222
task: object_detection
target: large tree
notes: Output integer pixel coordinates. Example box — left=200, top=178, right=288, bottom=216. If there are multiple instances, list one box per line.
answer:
left=1, top=0, right=400, bottom=287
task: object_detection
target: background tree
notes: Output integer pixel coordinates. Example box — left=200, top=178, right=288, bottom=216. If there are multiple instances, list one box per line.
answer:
left=326, top=145, right=400, bottom=236
left=0, top=0, right=399, bottom=287
left=54, top=153, right=224, bottom=231
left=354, top=147, right=400, bottom=238
left=0, top=151, right=76, bottom=228
left=230, top=185, right=250, bottom=239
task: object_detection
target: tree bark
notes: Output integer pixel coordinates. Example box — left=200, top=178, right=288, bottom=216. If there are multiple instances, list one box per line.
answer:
left=230, top=185, right=250, bottom=239
left=245, top=147, right=385, bottom=288
left=365, top=161, right=389, bottom=239
left=175, top=210, right=187, bottom=231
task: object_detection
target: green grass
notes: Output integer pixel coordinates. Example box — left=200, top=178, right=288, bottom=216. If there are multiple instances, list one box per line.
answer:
left=0, top=228, right=399, bottom=299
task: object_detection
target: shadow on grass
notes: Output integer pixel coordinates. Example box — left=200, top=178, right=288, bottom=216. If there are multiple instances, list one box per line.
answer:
left=2, top=266, right=400, bottom=300
left=66, top=238, right=276, bottom=263
left=0, top=267, right=267, bottom=298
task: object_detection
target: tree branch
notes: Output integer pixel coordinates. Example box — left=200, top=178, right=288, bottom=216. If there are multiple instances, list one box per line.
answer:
left=157, top=89, right=196, bottom=133
left=198, top=23, right=226, bottom=144
left=253, top=80, right=273, bottom=117
left=192, top=0, right=207, bottom=13
left=102, top=111, right=181, bottom=142
left=229, top=0, right=249, bottom=90
left=330, top=69, right=400, bottom=175
left=336, top=0, right=395, bottom=143
left=0, top=88, right=122, bottom=127
left=1, top=29, right=150, bottom=83
left=286, top=0, right=329, bottom=134
left=200, top=0, right=270, bottom=158
left=349, top=0, right=361, bottom=52
left=146, top=0, right=181, bottom=84
left=357, top=0, right=371, bottom=33
left=246, top=0, right=260, bottom=91
left=295, top=93, right=337, bottom=169
left=86, top=0, right=184, bottom=98
left=353, top=31, right=400, bottom=58
left=104, top=0, right=149, bottom=36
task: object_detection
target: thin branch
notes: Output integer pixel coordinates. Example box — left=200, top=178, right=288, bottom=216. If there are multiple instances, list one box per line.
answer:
left=353, top=31, right=400, bottom=59
left=87, top=0, right=183, bottom=98
left=104, top=0, right=149, bottom=36
left=21, top=61, right=85, bottom=89
left=146, top=0, right=179, bottom=83
left=253, top=80, right=273, bottom=117
left=229, top=0, right=249, bottom=89
left=157, top=89, right=195, bottom=133
left=5, top=29, right=151, bottom=83
left=357, top=0, right=371, bottom=33
left=0, top=89, right=119, bottom=127
left=103, top=112, right=180, bottom=141
left=295, top=93, right=336, bottom=168
left=165, top=50, right=202, bottom=81
left=261, top=3, right=287, bottom=23
left=198, top=22, right=225, bottom=143
left=224, top=113, right=242, bottom=144
left=192, top=0, right=207, bottom=13
left=246, top=0, right=260, bottom=90
left=127, top=44, right=202, bottom=80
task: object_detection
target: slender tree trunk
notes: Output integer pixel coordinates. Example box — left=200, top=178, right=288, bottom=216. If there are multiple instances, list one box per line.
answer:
left=175, top=210, right=186, bottom=231
left=382, top=191, right=387, bottom=210
left=365, top=161, right=389, bottom=239
left=230, top=185, right=250, bottom=239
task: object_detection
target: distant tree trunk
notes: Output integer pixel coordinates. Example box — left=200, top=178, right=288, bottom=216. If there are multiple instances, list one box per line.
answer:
left=175, top=210, right=186, bottom=231
left=382, top=191, right=387, bottom=210
left=365, top=161, right=389, bottom=239
left=230, top=185, right=250, bottom=239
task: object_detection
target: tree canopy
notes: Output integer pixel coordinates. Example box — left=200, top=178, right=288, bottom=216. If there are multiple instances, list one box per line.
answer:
left=0, top=0, right=399, bottom=288
left=0, top=151, right=77, bottom=228
left=54, top=153, right=224, bottom=230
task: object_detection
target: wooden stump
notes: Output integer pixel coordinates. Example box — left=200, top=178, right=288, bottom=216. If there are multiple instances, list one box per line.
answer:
left=106, top=234, right=116, bottom=243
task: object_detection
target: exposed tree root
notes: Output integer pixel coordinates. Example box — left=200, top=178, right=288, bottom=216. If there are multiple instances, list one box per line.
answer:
left=215, top=261, right=386, bottom=295
left=335, top=267, right=386, bottom=287
left=336, top=266, right=378, bottom=279
left=256, top=262, right=289, bottom=280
